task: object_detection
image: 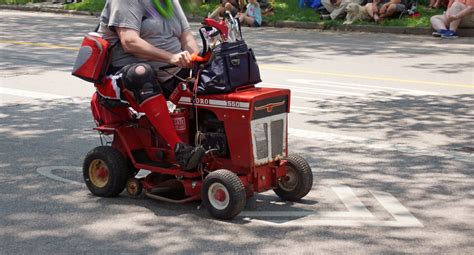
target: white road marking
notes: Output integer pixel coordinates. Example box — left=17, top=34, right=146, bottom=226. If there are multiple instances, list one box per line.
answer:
left=244, top=189, right=424, bottom=228
left=370, top=190, right=424, bottom=227
left=36, top=166, right=423, bottom=228
left=290, top=109, right=308, bottom=114
left=292, top=95, right=347, bottom=104
left=287, top=79, right=439, bottom=95
left=36, top=166, right=83, bottom=186
left=333, top=185, right=373, bottom=217
left=264, top=82, right=366, bottom=97
left=288, top=128, right=367, bottom=143
left=0, top=87, right=70, bottom=99
left=291, top=106, right=331, bottom=112
left=241, top=186, right=374, bottom=218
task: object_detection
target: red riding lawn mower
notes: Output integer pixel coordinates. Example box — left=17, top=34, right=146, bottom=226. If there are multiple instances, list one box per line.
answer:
left=81, top=16, right=313, bottom=220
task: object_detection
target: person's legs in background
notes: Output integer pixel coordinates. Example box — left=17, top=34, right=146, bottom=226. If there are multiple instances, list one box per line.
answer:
left=430, top=14, right=449, bottom=36
left=329, top=0, right=360, bottom=19
left=447, top=2, right=466, bottom=32
left=379, top=3, right=405, bottom=19
left=321, top=0, right=336, bottom=19
left=208, top=6, right=225, bottom=19
left=365, top=3, right=380, bottom=21
left=238, top=13, right=256, bottom=26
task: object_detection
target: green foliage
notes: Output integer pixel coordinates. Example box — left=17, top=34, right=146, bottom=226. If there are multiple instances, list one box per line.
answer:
left=264, top=0, right=321, bottom=22
left=181, top=0, right=219, bottom=17
left=64, top=0, right=106, bottom=12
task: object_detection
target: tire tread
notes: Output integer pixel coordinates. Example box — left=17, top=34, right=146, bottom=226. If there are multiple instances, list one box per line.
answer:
left=83, top=146, right=128, bottom=197
left=274, top=154, right=313, bottom=201
left=202, top=169, right=246, bottom=219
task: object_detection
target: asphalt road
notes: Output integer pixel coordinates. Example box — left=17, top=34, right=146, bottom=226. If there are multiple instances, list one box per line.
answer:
left=1, top=10, right=473, bottom=254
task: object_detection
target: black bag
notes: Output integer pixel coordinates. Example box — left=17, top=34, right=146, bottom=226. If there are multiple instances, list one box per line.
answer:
left=197, top=40, right=261, bottom=94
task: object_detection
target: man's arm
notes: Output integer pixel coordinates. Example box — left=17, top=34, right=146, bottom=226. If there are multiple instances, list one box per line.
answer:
left=448, top=5, right=474, bottom=21
left=179, top=30, right=199, bottom=55
left=116, top=27, right=192, bottom=68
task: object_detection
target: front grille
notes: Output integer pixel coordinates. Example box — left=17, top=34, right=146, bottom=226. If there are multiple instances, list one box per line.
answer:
left=251, top=113, right=287, bottom=165
left=271, top=119, right=284, bottom=158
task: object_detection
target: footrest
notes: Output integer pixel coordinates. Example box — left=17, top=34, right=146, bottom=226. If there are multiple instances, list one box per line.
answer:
left=131, top=149, right=175, bottom=168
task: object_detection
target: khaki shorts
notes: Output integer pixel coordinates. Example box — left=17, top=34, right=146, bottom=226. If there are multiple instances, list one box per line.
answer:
left=377, top=3, right=406, bottom=13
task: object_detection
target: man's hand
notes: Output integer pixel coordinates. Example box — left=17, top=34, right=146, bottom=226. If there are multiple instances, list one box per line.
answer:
left=170, top=51, right=193, bottom=68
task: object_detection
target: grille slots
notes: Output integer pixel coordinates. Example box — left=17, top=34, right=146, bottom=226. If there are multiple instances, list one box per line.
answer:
left=251, top=113, right=287, bottom=165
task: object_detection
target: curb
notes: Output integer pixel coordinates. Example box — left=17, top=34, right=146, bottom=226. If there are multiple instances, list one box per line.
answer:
left=2, top=4, right=473, bottom=37
left=270, top=20, right=474, bottom=37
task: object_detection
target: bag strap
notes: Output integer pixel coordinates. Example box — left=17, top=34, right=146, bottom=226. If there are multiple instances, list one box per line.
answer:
left=192, top=69, right=202, bottom=95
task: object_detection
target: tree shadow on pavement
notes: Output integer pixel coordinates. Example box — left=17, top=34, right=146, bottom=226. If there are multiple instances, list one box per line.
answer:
left=0, top=91, right=473, bottom=253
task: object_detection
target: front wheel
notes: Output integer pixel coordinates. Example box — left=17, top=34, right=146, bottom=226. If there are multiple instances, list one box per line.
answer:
left=274, top=154, right=313, bottom=201
left=83, top=146, right=128, bottom=197
left=201, top=169, right=246, bottom=220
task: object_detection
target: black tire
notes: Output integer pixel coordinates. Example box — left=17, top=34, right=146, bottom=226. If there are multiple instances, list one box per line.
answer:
left=274, top=154, right=313, bottom=201
left=201, top=169, right=246, bottom=220
left=83, top=146, right=128, bottom=197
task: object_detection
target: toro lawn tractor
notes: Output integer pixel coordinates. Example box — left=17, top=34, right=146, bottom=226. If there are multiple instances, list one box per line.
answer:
left=84, top=83, right=313, bottom=219
left=81, top=17, right=313, bottom=220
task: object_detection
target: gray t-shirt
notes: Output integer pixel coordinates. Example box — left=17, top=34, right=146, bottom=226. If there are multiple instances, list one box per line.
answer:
left=98, top=0, right=191, bottom=81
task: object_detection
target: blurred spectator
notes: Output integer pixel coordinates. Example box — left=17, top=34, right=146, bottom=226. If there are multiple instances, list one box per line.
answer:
left=258, top=0, right=274, bottom=15
left=365, top=0, right=407, bottom=21
left=431, top=0, right=474, bottom=38
left=238, top=0, right=262, bottom=26
left=208, top=0, right=244, bottom=19
left=321, top=0, right=363, bottom=20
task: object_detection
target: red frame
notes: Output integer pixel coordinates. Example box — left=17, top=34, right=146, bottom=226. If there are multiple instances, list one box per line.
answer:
left=95, top=86, right=291, bottom=198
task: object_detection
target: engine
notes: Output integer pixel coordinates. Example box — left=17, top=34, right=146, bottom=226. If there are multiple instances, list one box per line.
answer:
left=197, top=112, right=228, bottom=157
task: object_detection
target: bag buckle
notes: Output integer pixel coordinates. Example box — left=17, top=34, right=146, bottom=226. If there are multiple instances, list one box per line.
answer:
left=230, top=56, right=240, bottom=66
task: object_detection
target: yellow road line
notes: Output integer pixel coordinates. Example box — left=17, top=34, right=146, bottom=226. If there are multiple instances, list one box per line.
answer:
left=0, top=39, right=79, bottom=51
left=1, top=39, right=472, bottom=89
left=261, top=65, right=474, bottom=89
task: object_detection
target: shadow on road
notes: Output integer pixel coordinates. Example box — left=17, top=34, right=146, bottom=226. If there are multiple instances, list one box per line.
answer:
left=0, top=91, right=472, bottom=253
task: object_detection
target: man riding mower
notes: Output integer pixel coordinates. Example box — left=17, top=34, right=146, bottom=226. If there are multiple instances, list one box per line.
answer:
left=72, top=0, right=313, bottom=219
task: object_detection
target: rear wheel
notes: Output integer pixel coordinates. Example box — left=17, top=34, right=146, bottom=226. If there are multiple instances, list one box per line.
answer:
left=83, top=146, right=128, bottom=197
left=274, top=154, right=313, bottom=201
left=201, top=169, right=246, bottom=219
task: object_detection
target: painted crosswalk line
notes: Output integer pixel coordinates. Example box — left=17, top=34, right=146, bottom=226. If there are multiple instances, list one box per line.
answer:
left=36, top=166, right=423, bottom=228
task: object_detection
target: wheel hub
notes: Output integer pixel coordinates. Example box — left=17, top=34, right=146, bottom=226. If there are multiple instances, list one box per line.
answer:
left=208, top=183, right=230, bottom=210
left=128, top=182, right=137, bottom=193
left=89, top=159, right=109, bottom=188
left=279, top=167, right=298, bottom=192
left=214, top=189, right=227, bottom=202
